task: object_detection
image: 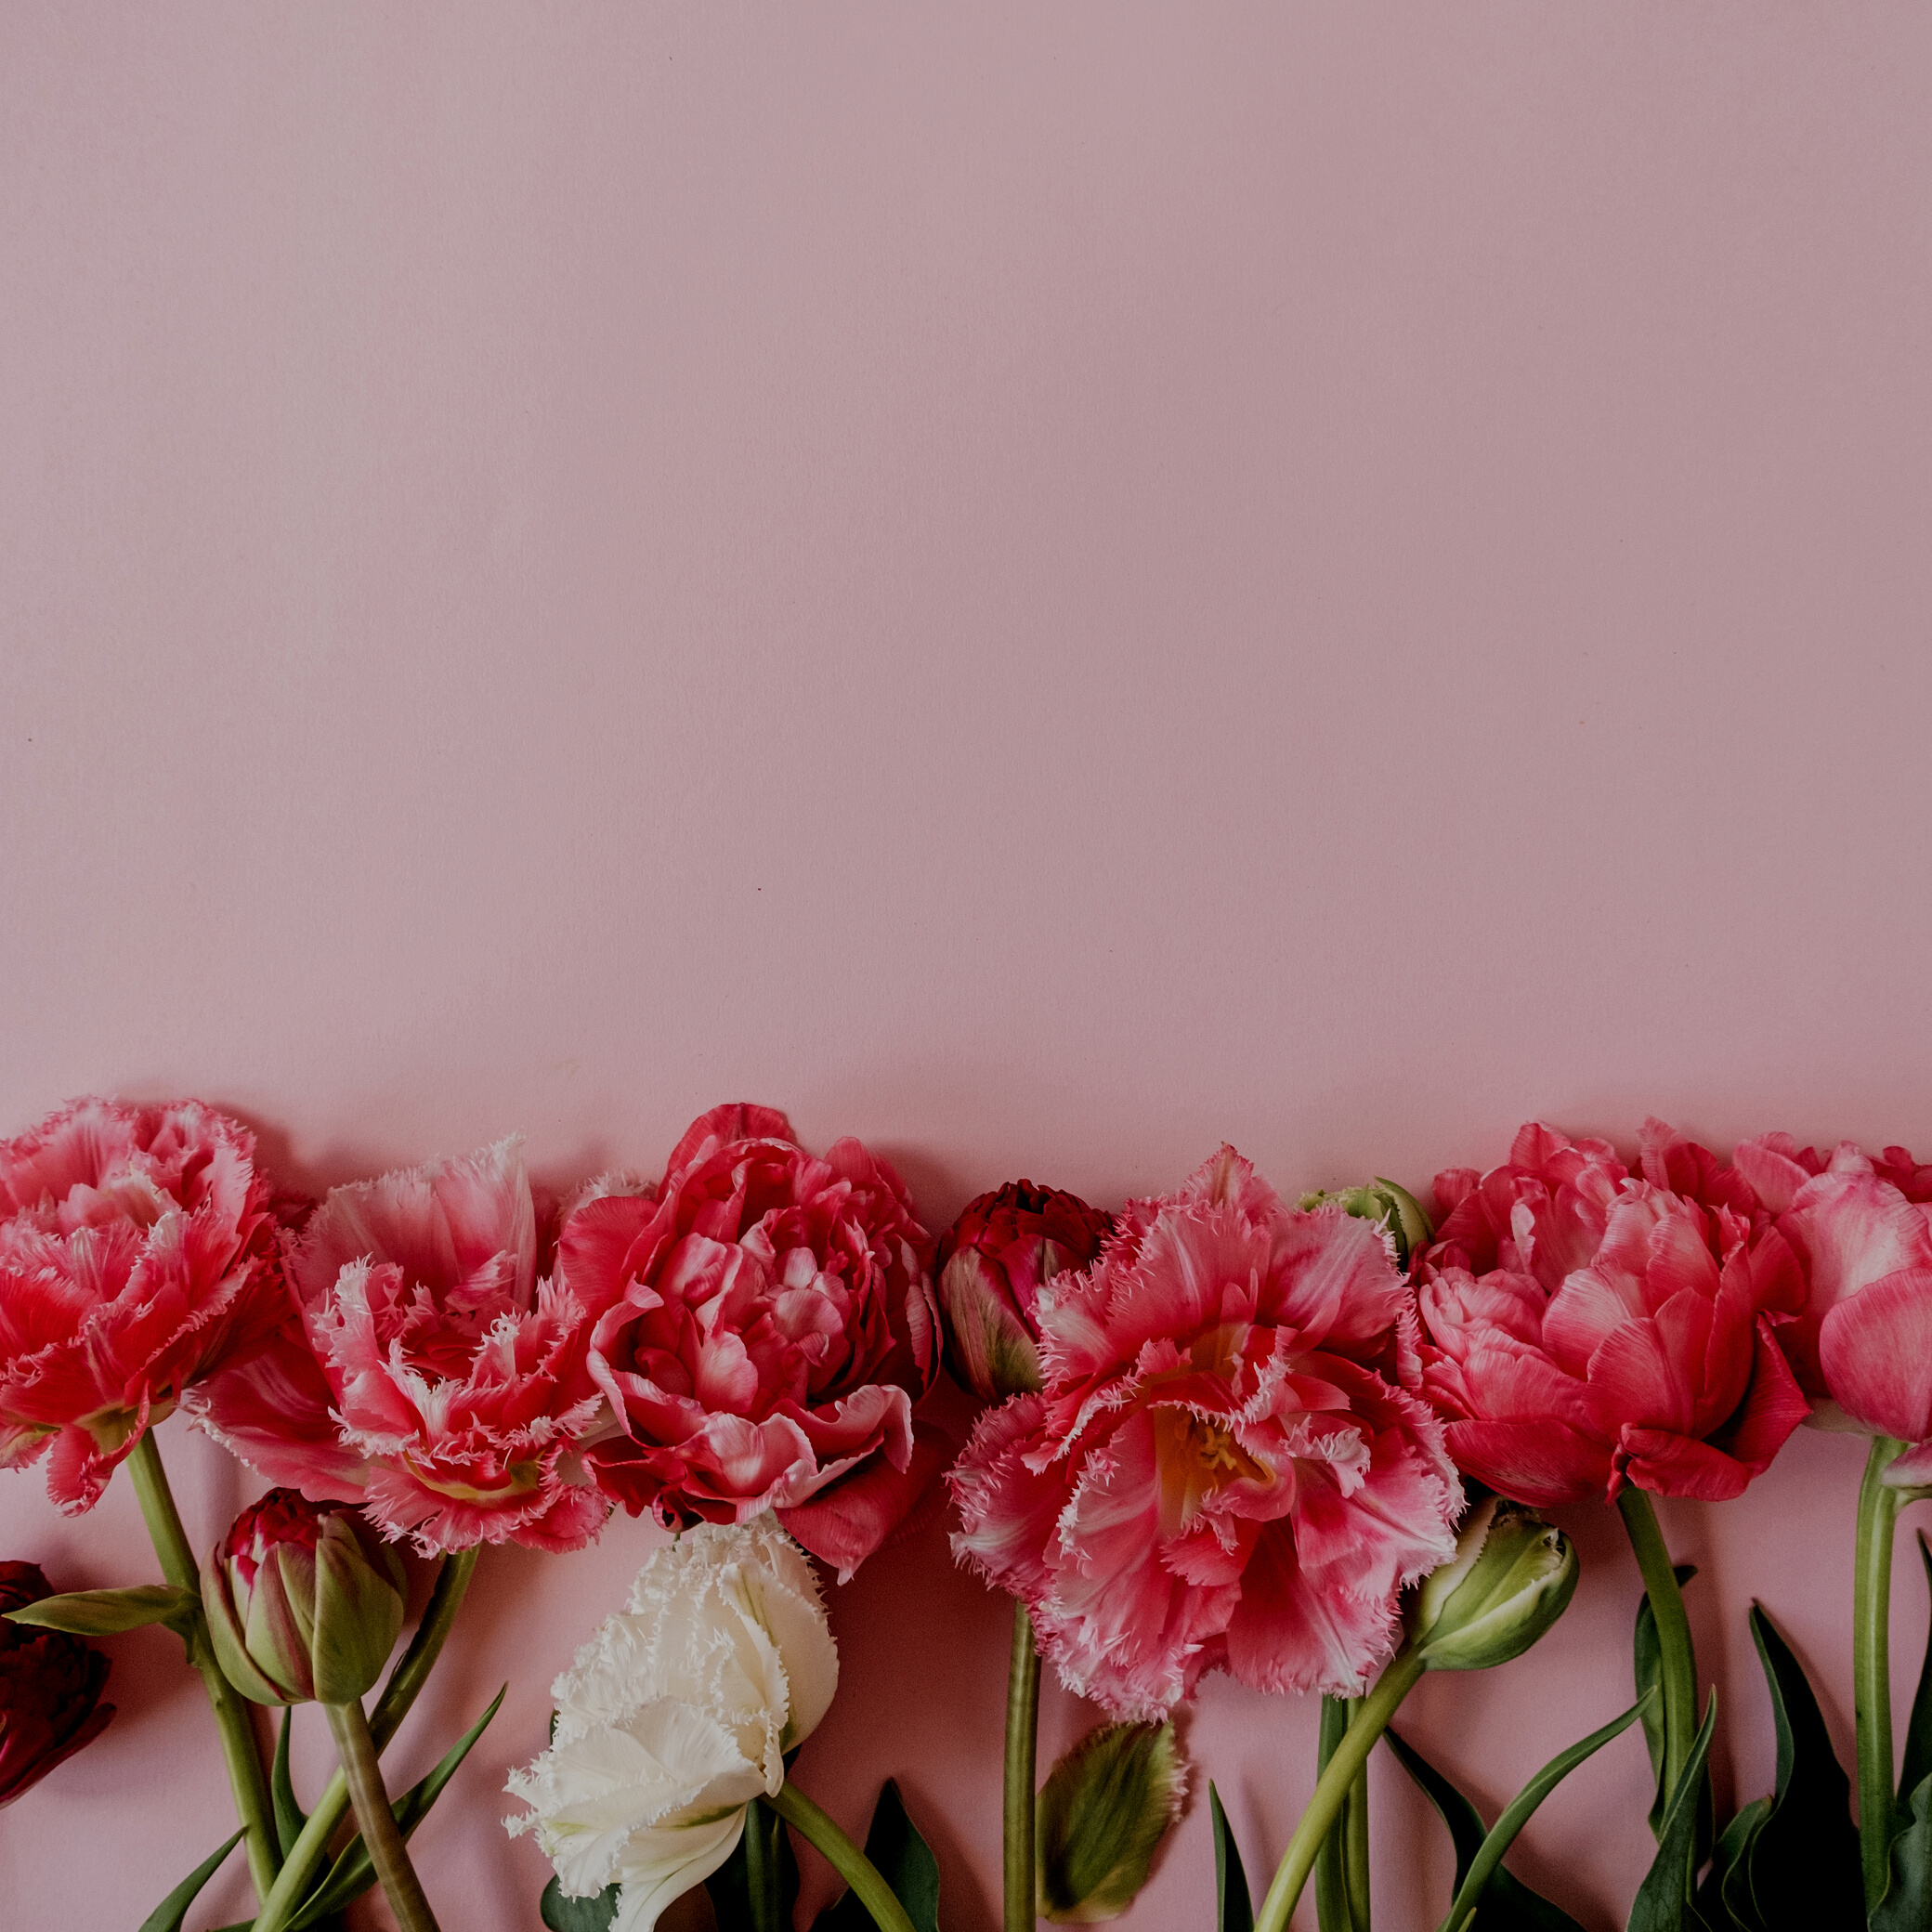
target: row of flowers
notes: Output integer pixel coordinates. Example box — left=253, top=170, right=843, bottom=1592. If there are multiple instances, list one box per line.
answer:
left=5, top=1098, right=1932, bottom=1932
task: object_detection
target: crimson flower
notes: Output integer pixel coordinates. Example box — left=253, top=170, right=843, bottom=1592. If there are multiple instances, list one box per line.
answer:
left=0, top=1560, right=114, bottom=1806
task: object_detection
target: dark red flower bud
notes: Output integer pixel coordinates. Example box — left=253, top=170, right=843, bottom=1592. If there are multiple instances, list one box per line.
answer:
left=0, top=1560, right=115, bottom=1807
left=935, top=1181, right=1114, bottom=1402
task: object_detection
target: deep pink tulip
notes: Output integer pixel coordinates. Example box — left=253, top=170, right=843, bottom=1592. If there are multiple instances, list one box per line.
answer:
left=0, top=1561, right=114, bottom=1806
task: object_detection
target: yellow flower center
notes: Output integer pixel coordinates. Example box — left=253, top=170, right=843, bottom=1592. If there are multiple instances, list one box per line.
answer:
left=1151, top=1408, right=1270, bottom=1538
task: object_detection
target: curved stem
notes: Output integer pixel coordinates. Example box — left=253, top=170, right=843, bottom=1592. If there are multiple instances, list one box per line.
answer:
left=1004, top=1598, right=1041, bottom=1932
left=1858, top=1435, right=1906, bottom=1910
left=1253, top=1648, right=1426, bottom=1932
left=125, top=1430, right=281, bottom=1903
left=253, top=1547, right=478, bottom=1932
left=325, top=1697, right=440, bottom=1932
left=770, top=1782, right=919, bottom=1932
left=1617, top=1485, right=1697, bottom=1811
left=1343, top=1699, right=1371, bottom=1931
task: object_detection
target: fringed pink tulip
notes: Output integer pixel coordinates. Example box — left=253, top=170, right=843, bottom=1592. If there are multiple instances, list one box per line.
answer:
left=1416, top=1120, right=1810, bottom=1507
left=564, top=1104, right=944, bottom=1578
left=0, top=1100, right=287, bottom=1511
left=951, top=1146, right=1461, bottom=1720
left=195, top=1140, right=615, bottom=1554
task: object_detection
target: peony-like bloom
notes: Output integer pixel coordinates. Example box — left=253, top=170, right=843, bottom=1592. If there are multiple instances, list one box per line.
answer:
left=504, top=1515, right=838, bottom=1932
left=201, top=1488, right=407, bottom=1705
left=951, top=1146, right=1461, bottom=1720
left=0, top=1100, right=287, bottom=1511
left=1733, top=1132, right=1932, bottom=1487
left=0, top=1560, right=115, bottom=1805
left=1415, top=1120, right=1810, bottom=1507
left=564, top=1105, right=944, bottom=1579
left=194, top=1140, right=616, bottom=1554
left=934, top=1180, right=1114, bottom=1403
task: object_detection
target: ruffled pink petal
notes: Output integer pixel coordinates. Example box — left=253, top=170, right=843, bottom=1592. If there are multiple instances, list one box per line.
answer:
left=779, top=1418, right=955, bottom=1582
left=1707, top=1315, right=1810, bottom=1473
left=1612, top=1429, right=1756, bottom=1502
left=663, top=1104, right=797, bottom=1178
left=1221, top=1516, right=1397, bottom=1700
left=1733, top=1133, right=1828, bottom=1215
left=188, top=1325, right=371, bottom=1503
left=1779, top=1173, right=1932, bottom=1397
left=1442, top=1418, right=1609, bottom=1507
left=949, top=1395, right=1074, bottom=1604
left=1818, top=1267, right=1932, bottom=1445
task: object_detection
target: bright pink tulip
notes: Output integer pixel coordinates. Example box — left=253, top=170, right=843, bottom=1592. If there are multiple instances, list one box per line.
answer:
left=951, top=1146, right=1460, bottom=1720
left=1416, top=1121, right=1809, bottom=1507
left=195, top=1140, right=615, bottom=1554
left=1733, top=1133, right=1932, bottom=1486
left=564, top=1104, right=943, bottom=1579
left=0, top=1100, right=287, bottom=1510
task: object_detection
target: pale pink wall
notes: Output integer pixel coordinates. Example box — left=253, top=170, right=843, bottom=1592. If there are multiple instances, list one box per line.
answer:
left=5, top=7, right=1932, bottom=1928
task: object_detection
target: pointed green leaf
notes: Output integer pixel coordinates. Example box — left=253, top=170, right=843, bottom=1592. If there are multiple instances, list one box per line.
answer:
left=1627, top=1694, right=1719, bottom=1932
left=812, top=1780, right=941, bottom=1932
left=1740, top=1605, right=1861, bottom=1927
left=1873, top=1773, right=1932, bottom=1932
left=1210, top=1783, right=1254, bottom=1932
left=137, top=1830, right=244, bottom=1932
left=1899, top=1533, right=1932, bottom=1822
left=1437, top=1699, right=1647, bottom=1932
left=1634, top=1562, right=1710, bottom=1861
left=1695, top=1795, right=1769, bottom=1931
left=1035, top=1720, right=1184, bottom=1922
left=541, top=1873, right=621, bottom=1931
left=286, top=1685, right=506, bottom=1929
left=272, top=1704, right=307, bottom=1860
left=8, top=1583, right=200, bottom=1638
left=1384, top=1728, right=1587, bottom=1932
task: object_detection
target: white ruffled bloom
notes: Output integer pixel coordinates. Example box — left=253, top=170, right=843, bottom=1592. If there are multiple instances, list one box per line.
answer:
left=505, top=1515, right=839, bottom=1932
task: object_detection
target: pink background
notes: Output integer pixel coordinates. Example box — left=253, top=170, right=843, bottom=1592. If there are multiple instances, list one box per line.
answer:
left=4, top=7, right=1932, bottom=1927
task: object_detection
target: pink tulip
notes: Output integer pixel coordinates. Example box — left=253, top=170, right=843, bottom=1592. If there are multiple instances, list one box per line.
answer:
left=0, top=1100, right=287, bottom=1511
left=564, top=1105, right=944, bottom=1578
left=195, top=1140, right=615, bottom=1554
left=1415, top=1121, right=1809, bottom=1507
left=950, top=1146, right=1460, bottom=1720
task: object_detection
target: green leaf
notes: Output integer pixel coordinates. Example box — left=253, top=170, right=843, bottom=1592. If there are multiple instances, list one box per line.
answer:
left=1035, top=1719, right=1183, bottom=1923
left=1313, top=1696, right=1353, bottom=1932
left=1736, top=1605, right=1861, bottom=1928
left=1635, top=1562, right=1711, bottom=1861
left=7, top=1583, right=200, bottom=1638
left=1435, top=1699, right=1647, bottom=1932
left=706, top=1795, right=801, bottom=1932
left=541, top=1873, right=620, bottom=1931
left=137, top=1830, right=244, bottom=1932
left=272, top=1704, right=307, bottom=1860
left=812, top=1780, right=941, bottom=1932
left=1694, top=1795, right=1769, bottom=1930
left=1383, top=1728, right=1587, bottom=1932
left=1626, top=1693, right=1719, bottom=1932
left=286, top=1684, right=506, bottom=1930
left=1899, top=1533, right=1932, bottom=1823
left=1873, top=1773, right=1932, bottom=1932
left=1209, top=1782, right=1254, bottom=1932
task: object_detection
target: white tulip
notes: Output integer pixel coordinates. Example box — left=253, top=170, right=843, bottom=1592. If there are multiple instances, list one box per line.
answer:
left=505, top=1514, right=840, bottom=1932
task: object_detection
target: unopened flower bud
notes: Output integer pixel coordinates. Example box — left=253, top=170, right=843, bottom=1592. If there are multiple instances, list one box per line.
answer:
left=201, top=1489, right=406, bottom=1705
left=1299, top=1178, right=1433, bottom=1270
left=1406, top=1496, right=1577, bottom=1672
left=936, top=1181, right=1114, bottom=1402
left=1035, top=1719, right=1185, bottom=1923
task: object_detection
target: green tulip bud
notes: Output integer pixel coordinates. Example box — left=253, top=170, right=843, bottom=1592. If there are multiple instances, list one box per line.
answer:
left=1407, top=1496, right=1578, bottom=1673
left=1299, top=1178, right=1434, bottom=1269
left=200, top=1488, right=406, bottom=1705
left=1036, top=1720, right=1186, bottom=1923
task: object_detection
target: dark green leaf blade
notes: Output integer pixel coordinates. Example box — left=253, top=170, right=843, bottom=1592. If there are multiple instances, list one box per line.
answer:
left=707, top=1796, right=800, bottom=1932
left=1696, top=1795, right=1769, bottom=1931
left=1741, top=1605, right=1861, bottom=1928
left=541, top=1873, right=620, bottom=1932
left=1210, top=1782, right=1254, bottom=1932
left=272, top=1704, right=307, bottom=1860
left=137, top=1830, right=244, bottom=1932
left=812, top=1780, right=941, bottom=1932
left=1873, top=1773, right=1932, bottom=1932
left=1627, top=1694, right=1719, bottom=1932
left=1899, top=1533, right=1932, bottom=1821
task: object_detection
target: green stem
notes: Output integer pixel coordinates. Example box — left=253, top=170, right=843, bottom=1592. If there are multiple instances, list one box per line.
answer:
left=124, top=1430, right=281, bottom=1904
left=325, top=1697, right=440, bottom=1932
left=1617, top=1485, right=1697, bottom=1811
left=769, top=1782, right=920, bottom=1932
left=1857, top=1435, right=1907, bottom=1910
left=744, top=1797, right=782, bottom=1932
left=1343, top=1699, right=1371, bottom=1931
left=1313, top=1697, right=1351, bottom=1932
left=1005, top=1598, right=1040, bottom=1932
left=1253, top=1648, right=1427, bottom=1932
left=253, top=1547, right=478, bottom=1932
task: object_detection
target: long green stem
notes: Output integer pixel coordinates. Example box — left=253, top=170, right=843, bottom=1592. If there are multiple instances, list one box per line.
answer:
left=253, top=1547, right=478, bottom=1932
left=1343, top=1699, right=1371, bottom=1931
left=125, top=1431, right=281, bottom=1903
left=1004, top=1598, right=1041, bottom=1932
left=769, top=1782, right=919, bottom=1932
left=1617, top=1485, right=1697, bottom=1811
left=1253, top=1648, right=1427, bottom=1932
left=1313, top=1697, right=1351, bottom=1932
left=1857, top=1435, right=1906, bottom=1909
left=325, top=1697, right=440, bottom=1932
